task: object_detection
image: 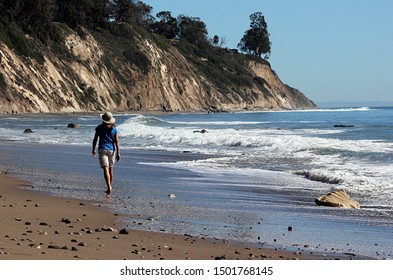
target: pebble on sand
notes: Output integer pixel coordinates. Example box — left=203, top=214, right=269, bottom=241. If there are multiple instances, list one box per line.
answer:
left=119, top=228, right=129, bottom=235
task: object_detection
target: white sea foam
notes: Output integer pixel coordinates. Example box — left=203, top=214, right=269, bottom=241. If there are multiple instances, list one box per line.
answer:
left=305, top=106, right=372, bottom=112
left=0, top=127, right=25, bottom=141
left=239, top=107, right=372, bottom=113
left=1, top=109, right=392, bottom=208
left=163, top=119, right=269, bottom=125
left=119, top=114, right=393, bottom=207
left=117, top=115, right=393, bottom=155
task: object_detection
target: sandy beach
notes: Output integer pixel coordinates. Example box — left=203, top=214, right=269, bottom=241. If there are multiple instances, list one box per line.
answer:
left=1, top=171, right=357, bottom=260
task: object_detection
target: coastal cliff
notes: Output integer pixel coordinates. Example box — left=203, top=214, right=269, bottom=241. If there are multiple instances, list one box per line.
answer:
left=0, top=24, right=316, bottom=114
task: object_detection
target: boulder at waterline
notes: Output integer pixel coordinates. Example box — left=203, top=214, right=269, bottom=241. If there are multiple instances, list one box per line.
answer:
left=315, top=190, right=360, bottom=209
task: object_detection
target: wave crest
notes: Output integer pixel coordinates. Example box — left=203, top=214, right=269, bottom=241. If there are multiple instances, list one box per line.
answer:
left=295, top=170, right=343, bottom=184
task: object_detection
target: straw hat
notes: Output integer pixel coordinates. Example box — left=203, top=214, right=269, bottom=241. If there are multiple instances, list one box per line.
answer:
left=100, top=112, right=116, bottom=124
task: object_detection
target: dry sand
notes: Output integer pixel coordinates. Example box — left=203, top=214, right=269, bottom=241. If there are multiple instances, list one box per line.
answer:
left=0, top=172, right=353, bottom=260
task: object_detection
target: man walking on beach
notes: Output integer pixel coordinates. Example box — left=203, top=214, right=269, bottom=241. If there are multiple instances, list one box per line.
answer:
left=92, top=112, right=121, bottom=194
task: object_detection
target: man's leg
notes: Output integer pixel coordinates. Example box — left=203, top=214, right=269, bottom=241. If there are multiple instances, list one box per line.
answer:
left=103, top=167, right=112, bottom=194
left=109, top=167, right=114, bottom=186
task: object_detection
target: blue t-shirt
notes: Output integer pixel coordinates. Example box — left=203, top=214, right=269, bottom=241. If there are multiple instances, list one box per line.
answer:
left=96, top=124, right=118, bottom=151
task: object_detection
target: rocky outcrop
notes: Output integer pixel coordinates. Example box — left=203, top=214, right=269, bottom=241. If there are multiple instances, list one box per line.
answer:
left=315, top=190, right=360, bottom=209
left=0, top=26, right=316, bottom=114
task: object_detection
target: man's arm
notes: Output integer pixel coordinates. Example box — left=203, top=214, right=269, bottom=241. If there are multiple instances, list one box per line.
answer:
left=92, top=131, right=98, bottom=157
left=114, top=133, right=121, bottom=161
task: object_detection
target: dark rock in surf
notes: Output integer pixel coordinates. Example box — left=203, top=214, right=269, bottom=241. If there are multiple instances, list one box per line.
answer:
left=67, top=123, right=80, bottom=128
left=193, top=129, right=207, bottom=133
left=24, top=128, right=34, bottom=133
left=334, top=125, right=354, bottom=128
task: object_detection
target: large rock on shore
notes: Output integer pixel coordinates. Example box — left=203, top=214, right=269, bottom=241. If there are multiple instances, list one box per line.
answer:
left=315, top=190, right=360, bottom=209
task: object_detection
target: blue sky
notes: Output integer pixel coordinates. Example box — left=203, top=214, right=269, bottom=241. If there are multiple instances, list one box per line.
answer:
left=143, top=0, right=393, bottom=105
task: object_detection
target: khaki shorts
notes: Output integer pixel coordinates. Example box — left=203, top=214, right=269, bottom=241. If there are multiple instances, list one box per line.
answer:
left=98, top=149, right=115, bottom=168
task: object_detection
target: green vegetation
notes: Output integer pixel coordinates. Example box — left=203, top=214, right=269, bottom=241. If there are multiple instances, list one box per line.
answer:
left=51, top=22, right=74, bottom=42
left=110, top=92, right=122, bottom=105
left=80, top=85, right=98, bottom=105
left=0, top=0, right=271, bottom=58
left=123, top=47, right=150, bottom=74
left=175, top=40, right=269, bottom=95
left=93, top=23, right=151, bottom=74
left=0, top=22, right=33, bottom=57
left=50, top=22, right=74, bottom=57
left=238, top=12, right=271, bottom=59
left=58, top=80, right=68, bottom=93
left=150, top=11, right=179, bottom=40
left=0, top=0, right=274, bottom=103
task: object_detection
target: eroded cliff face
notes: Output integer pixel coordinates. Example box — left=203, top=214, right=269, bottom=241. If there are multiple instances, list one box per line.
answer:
left=0, top=28, right=316, bottom=114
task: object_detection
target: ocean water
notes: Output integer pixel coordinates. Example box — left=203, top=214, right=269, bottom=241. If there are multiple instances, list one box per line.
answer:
left=1, top=107, right=393, bottom=259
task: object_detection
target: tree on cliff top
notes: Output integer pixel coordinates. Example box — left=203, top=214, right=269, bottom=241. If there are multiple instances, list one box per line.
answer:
left=177, top=15, right=210, bottom=49
left=238, top=12, right=271, bottom=59
left=109, top=0, right=153, bottom=27
left=0, top=0, right=53, bottom=42
left=150, top=11, right=179, bottom=39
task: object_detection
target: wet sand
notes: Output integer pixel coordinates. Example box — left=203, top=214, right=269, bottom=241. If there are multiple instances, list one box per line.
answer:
left=1, top=171, right=356, bottom=260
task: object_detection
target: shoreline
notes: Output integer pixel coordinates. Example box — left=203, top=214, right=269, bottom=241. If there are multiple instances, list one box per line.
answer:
left=1, top=171, right=357, bottom=260
left=0, top=104, right=324, bottom=118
